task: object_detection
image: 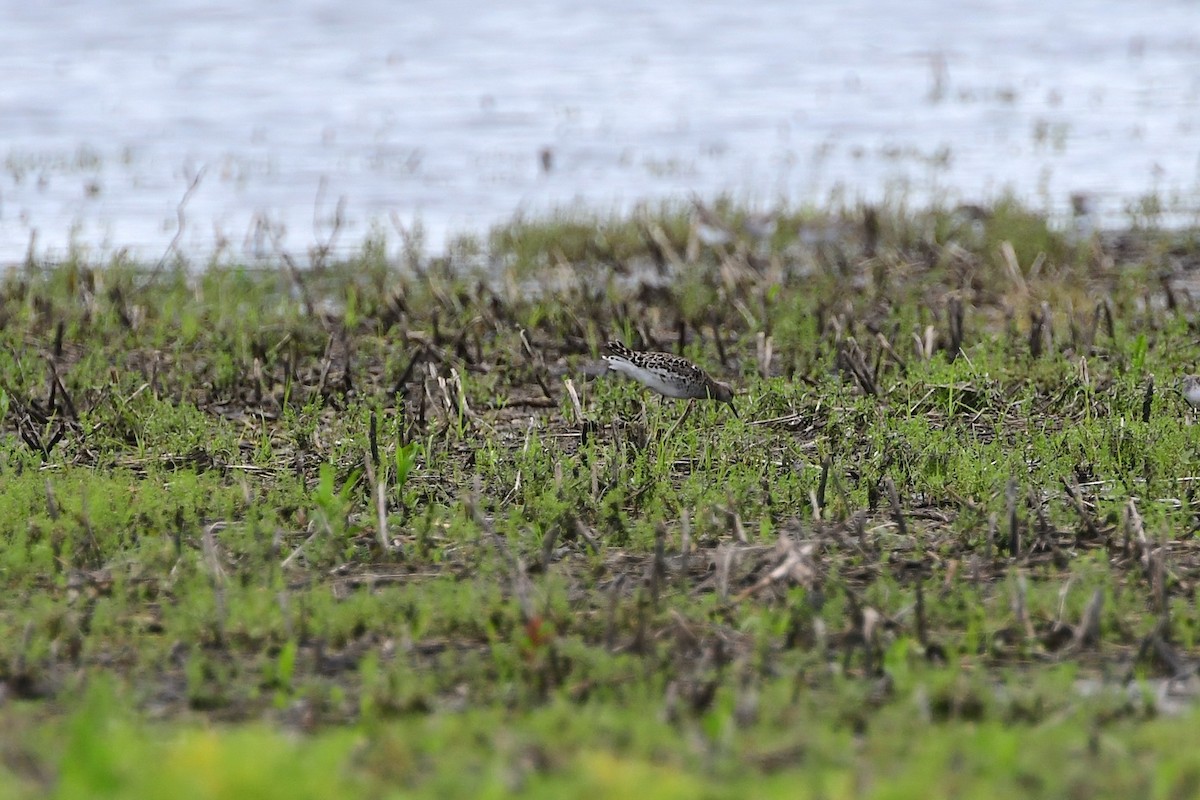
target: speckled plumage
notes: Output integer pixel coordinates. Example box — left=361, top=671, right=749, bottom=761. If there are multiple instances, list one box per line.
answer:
left=602, top=341, right=736, bottom=413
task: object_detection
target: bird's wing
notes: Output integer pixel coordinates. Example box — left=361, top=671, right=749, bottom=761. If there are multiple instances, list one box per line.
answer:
left=654, top=353, right=708, bottom=382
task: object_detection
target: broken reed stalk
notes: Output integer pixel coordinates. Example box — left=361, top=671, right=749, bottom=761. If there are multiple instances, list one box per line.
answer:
left=645, top=223, right=684, bottom=270
left=604, top=574, right=626, bottom=651
left=716, top=545, right=735, bottom=601
left=985, top=512, right=997, bottom=562
left=871, top=337, right=885, bottom=387
left=1151, top=536, right=1168, bottom=620
left=564, top=516, right=598, bottom=554
left=540, top=522, right=560, bottom=572
left=1028, top=486, right=1052, bottom=544
left=1006, top=478, right=1020, bottom=557
left=1011, top=573, right=1035, bottom=642
left=368, top=410, right=380, bottom=468
left=650, top=525, right=666, bottom=609
left=711, top=319, right=729, bottom=367
left=1071, top=588, right=1104, bottom=650
left=837, top=339, right=877, bottom=396
left=519, top=328, right=554, bottom=400
left=815, top=457, right=830, bottom=520
left=563, top=378, right=585, bottom=426
left=563, top=377, right=594, bottom=446
left=679, top=509, right=691, bottom=588
left=1029, top=302, right=1051, bottom=359
left=1062, top=479, right=1102, bottom=542
left=1100, top=296, right=1115, bottom=340
left=915, top=579, right=928, bottom=645
left=946, top=296, right=964, bottom=359
left=44, top=480, right=59, bottom=521
left=999, top=240, right=1028, bottom=295
left=874, top=330, right=907, bottom=372
left=756, top=331, right=774, bottom=378
left=883, top=476, right=907, bottom=539
left=201, top=522, right=228, bottom=644
left=362, top=450, right=396, bottom=557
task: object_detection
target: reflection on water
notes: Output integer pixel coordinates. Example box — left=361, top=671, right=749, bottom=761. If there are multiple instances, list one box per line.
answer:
left=1, top=0, right=1197, bottom=264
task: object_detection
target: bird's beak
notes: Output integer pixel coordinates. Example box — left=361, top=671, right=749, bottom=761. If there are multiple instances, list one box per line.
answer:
left=727, top=400, right=739, bottom=418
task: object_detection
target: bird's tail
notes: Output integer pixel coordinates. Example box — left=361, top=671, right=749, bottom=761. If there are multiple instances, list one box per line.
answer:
left=602, top=341, right=635, bottom=363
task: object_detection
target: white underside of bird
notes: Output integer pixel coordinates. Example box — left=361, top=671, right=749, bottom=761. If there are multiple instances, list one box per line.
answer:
left=602, top=355, right=695, bottom=399
left=1184, top=381, right=1200, bottom=408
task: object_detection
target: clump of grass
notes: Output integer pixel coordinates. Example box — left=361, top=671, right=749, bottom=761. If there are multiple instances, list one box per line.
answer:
left=486, top=204, right=691, bottom=276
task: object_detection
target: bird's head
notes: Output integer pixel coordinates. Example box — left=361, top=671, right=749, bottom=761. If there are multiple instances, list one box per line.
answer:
left=707, top=380, right=738, bottom=416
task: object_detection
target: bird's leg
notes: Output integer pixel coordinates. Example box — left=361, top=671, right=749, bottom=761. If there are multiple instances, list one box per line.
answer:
left=662, top=399, right=694, bottom=441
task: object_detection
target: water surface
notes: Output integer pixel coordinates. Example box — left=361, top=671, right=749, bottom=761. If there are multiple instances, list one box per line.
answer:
left=2, top=0, right=1197, bottom=264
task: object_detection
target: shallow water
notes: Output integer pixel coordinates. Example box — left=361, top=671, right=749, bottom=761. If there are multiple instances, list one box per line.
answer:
left=2, top=0, right=1198, bottom=265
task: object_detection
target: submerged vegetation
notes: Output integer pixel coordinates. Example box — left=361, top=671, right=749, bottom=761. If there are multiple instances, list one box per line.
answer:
left=3, top=199, right=1200, bottom=797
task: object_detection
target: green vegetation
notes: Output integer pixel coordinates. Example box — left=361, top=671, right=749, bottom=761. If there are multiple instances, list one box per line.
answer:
left=2, top=200, right=1200, bottom=797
